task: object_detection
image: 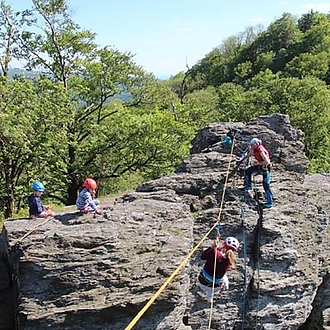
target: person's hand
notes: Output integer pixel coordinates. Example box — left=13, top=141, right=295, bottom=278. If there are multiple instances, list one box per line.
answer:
left=236, top=154, right=246, bottom=163
left=95, top=209, right=102, bottom=215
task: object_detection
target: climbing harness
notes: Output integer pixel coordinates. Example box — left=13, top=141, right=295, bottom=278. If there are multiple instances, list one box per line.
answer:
left=201, top=268, right=223, bottom=285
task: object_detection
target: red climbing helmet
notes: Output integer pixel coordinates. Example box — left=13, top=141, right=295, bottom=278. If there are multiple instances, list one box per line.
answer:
left=224, top=237, right=240, bottom=251
left=83, top=178, right=97, bottom=190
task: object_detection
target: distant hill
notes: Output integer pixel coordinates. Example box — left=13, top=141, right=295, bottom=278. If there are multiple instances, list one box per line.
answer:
left=8, top=68, right=41, bottom=79
left=8, top=68, right=132, bottom=101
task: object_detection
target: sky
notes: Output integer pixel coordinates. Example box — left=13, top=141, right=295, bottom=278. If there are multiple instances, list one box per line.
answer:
left=5, top=0, right=330, bottom=78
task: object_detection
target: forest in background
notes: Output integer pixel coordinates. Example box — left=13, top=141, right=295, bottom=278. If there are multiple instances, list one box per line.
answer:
left=0, top=0, right=329, bottom=218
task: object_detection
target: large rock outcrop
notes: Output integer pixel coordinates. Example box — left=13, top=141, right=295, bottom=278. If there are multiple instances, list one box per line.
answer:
left=1, top=113, right=329, bottom=330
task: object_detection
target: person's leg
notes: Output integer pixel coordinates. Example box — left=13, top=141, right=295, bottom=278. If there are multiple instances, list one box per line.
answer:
left=220, top=275, right=229, bottom=292
left=198, top=282, right=220, bottom=302
left=244, top=166, right=257, bottom=190
left=79, top=206, right=92, bottom=214
left=262, top=170, right=273, bottom=207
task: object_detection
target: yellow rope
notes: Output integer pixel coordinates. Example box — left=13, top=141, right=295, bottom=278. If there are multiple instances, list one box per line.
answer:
left=125, top=139, right=236, bottom=330
left=208, top=138, right=235, bottom=329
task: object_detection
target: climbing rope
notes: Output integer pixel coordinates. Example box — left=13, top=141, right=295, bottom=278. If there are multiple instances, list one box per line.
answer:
left=232, top=153, right=265, bottom=330
left=124, top=136, right=236, bottom=330
left=207, top=136, right=236, bottom=329
left=240, top=200, right=248, bottom=330
left=253, top=181, right=263, bottom=330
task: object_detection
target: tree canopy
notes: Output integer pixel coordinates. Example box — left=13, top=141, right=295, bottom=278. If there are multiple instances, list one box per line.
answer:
left=179, top=10, right=330, bottom=173
left=0, top=1, right=329, bottom=218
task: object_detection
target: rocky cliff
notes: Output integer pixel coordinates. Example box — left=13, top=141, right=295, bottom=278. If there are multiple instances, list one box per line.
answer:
left=1, top=113, right=329, bottom=330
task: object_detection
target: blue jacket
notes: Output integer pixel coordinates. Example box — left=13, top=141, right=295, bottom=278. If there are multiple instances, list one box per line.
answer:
left=28, top=194, right=44, bottom=217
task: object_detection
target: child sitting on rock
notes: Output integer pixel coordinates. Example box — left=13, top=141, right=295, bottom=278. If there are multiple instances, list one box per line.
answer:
left=28, top=181, right=55, bottom=219
left=76, top=178, right=102, bottom=215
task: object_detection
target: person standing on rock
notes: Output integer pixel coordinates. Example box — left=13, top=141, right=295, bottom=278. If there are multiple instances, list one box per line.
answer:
left=76, top=178, right=102, bottom=215
left=197, top=236, right=239, bottom=301
left=241, top=138, right=274, bottom=209
left=28, top=181, right=55, bottom=219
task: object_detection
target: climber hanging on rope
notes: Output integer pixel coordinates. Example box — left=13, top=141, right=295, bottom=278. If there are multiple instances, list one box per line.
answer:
left=238, top=138, right=274, bottom=209
left=197, top=235, right=240, bottom=302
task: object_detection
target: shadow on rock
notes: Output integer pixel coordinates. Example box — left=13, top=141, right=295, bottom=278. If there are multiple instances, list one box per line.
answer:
left=54, top=212, right=82, bottom=225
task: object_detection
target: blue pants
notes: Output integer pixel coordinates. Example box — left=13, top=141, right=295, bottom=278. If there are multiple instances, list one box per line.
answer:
left=244, top=165, right=273, bottom=204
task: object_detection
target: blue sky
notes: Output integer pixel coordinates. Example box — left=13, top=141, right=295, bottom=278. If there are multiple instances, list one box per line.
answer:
left=6, top=0, right=330, bottom=77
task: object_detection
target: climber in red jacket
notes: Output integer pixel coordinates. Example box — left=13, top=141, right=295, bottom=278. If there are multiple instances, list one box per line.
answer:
left=241, top=138, right=274, bottom=208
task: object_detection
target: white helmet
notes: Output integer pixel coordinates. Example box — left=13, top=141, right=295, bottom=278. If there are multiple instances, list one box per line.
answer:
left=250, top=138, right=262, bottom=147
left=225, top=237, right=239, bottom=251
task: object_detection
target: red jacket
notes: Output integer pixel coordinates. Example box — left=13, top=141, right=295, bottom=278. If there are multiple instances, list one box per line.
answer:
left=200, top=247, right=230, bottom=281
left=253, top=145, right=270, bottom=163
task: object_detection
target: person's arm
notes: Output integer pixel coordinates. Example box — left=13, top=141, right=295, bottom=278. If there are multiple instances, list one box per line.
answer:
left=29, top=198, right=38, bottom=216
left=237, top=149, right=252, bottom=162
left=85, top=192, right=101, bottom=213
left=201, top=247, right=215, bottom=260
left=37, top=198, right=45, bottom=213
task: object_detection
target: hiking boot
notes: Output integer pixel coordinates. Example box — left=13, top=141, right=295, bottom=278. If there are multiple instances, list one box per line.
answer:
left=263, top=202, right=273, bottom=209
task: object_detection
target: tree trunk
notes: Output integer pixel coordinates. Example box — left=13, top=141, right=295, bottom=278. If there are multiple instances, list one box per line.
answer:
left=66, top=144, right=78, bottom=206
left=67, top=175, right=79, bottom=206
left=4, top=162, right=14, bottom=218
left=4, top=194, right=14, bottom=219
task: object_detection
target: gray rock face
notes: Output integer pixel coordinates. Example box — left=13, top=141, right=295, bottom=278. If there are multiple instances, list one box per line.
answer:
left=2, top=113, right=329, bottom=330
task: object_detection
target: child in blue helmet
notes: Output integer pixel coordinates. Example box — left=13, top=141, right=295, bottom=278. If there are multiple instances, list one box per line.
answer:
left=28, top=181, right=55, bottom=219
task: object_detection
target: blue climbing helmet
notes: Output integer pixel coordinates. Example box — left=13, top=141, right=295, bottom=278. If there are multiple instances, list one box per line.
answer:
left=32, top=181, right=45, bottom=192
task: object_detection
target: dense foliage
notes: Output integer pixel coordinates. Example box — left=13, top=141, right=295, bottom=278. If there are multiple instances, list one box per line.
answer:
left=175, top=10, right=330, bottom=172
left=0, top=1, right=329, bottom=218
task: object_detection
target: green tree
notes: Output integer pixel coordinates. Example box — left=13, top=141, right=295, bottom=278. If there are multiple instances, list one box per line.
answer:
left=16, top=0, right=96, bottom=88
left=284, top=52, right=329, bottom=79
left=12, top=0, right=193, bottom=206
left=0, top=76, right=69, bottom=217
left=182, top=86, right=221, bottom=126
left=265, top=77, right=330, bottom=168
left=0, top=0, right=33, bottom=76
